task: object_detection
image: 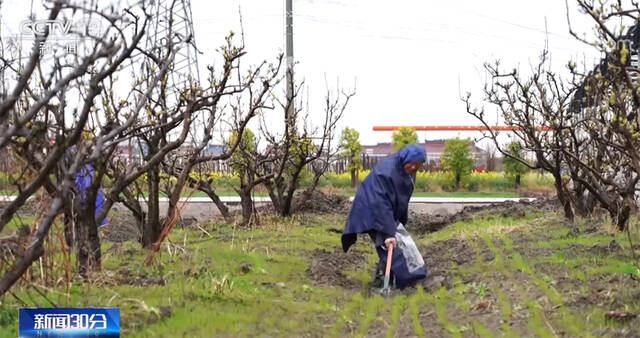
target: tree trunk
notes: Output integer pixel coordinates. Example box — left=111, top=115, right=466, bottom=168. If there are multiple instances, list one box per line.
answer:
left=63, top=199, right=75, bottom=248
left=143, top=166, right=161, bottom=248
left=120, top=188, right=146, bottom=242
left=238, top=189, right=254, bottom=226
left=204, top=189, right=230, bottom=221
left=281, top=193, right=294, bottom=217
left=553, top=173, right=574, bottom=222
left=613, top=198, right=632, bottom=231
left=264, top=181, right=282, bottom=214
left=76, top=206, right=101, bottom=278
left=71, top=166, right=102, bottom=279
left=350, top=169, right=358, bottom=188
left=76, top=185, right=102, bottom=279
left=308, top=170, right=323, bottom=193
left=572, top=183, right=594, bottom=217
left=86, top=209, right=101, bottom=273
left=515, top=174, right=521, bottom=188
left=76, top=212, right=89, bottom=278
left=281, top=170, right=303, bottom=217
left=455, top=174, right=461, bottom=191
left=182, top=175, right=231, bottom=221
left=583, top=192, right=597, bottom=216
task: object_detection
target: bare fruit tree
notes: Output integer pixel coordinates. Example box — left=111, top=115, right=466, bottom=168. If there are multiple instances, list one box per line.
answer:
left=0, top=1, right=164, bottom=292
left=0, top=0, right=284, bottom=296
left=261, top=81, right=354, bottom=217
left=466, top=0, right=640, bottom=230
left=464, top=49, right=580, bottom=221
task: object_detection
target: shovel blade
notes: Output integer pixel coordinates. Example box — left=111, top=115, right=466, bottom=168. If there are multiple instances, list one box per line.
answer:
left=382, top=275, right=390, bottom=290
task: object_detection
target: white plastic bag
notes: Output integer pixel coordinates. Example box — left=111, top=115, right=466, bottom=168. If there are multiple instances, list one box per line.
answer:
left=396, top=223, right=425, bottom=273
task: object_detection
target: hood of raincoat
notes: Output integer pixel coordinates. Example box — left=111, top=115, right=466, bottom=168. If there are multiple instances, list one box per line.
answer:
left=396, top=144, right=426, bottom=166
left=341, top=144, right=425, bottom=252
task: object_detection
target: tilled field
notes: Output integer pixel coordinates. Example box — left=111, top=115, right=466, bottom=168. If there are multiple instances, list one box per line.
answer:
left=313, top=213, right=640, bottom=337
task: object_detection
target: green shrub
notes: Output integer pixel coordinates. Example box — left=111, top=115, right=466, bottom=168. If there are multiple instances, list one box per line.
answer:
left=323, top=172, right=351, bottom=188
left=522, top=172, right=555, bottom=188
left=208, top=172, right=240, bottom=188
left=464, top=178, right=480, bottom=192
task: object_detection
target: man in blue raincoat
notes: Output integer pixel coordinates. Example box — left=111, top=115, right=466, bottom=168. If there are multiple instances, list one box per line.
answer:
left=75, top=164, right=107, bottom=227
left=342, top=144, right=427, bottom=289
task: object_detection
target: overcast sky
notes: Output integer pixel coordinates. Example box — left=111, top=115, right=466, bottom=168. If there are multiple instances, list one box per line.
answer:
left=2, top=0, right=603, bottom=146
left=191, top=0, right=602, bottom=145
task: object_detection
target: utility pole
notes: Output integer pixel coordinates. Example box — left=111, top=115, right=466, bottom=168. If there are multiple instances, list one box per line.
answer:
left=0, top=0, right=4, bottom=98
left=285, top=0, right=294, bottom=117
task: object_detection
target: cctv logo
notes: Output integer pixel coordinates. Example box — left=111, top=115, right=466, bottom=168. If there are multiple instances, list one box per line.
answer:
left=19, top=19, right=102, bottom=38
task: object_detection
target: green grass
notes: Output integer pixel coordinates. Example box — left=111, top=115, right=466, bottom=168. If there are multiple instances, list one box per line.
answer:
left=385, top=295, right=407, bottom=338
left=0, top=215, right=35, bottom=236
left=420, top=212, right=544, bottom=244
left=499, top=233, right=595, bottom=337
left=1, top=215, right=357, bottom=337
left=535, top=234, right=618, bottom=249
left=355, top=295, right=385, bottom=336
left=532, top=252, right=640, bottom=276
left=407, top=289, right=426, bottom=336
left=4, top=209, right=640, bottom=336
left=472, top=321, right=493, bottom=337
left=428, top=288, right=461, bottom=337
left=329, top=293, right=364, bottom=337
left=525, top=301, right=555, bottom=338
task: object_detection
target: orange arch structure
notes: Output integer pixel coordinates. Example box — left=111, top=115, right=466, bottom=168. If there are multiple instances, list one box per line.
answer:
left=372, top=126, right=552, bottom=131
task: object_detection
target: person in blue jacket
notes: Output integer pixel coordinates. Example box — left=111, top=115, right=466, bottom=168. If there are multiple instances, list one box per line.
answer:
left=74, top=164, right=107, bottom=227
left=342, top=144, right=427, bottom=289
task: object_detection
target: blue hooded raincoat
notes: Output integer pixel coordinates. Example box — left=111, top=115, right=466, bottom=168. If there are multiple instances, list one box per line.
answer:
left=75, top=164, right=107, bottom=227
left=342, top=144, right=427, bottom=288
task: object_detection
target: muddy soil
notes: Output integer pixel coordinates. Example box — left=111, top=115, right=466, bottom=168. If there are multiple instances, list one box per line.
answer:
left=101, top=213, right=141, bottom=243
left=408, top=198, right=558, bottom=234
left=421, top=238, right=474, bottom=291
left=239, top=190, right=349, bottom=220
left=307, top=248, right=366, bottom=289
left=101, top=211, right=200, bottom=243
left=292, top=190, right=350, bottom=214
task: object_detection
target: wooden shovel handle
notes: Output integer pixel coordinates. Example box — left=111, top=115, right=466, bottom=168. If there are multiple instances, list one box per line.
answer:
left=385, top=242, right=394, bottom=278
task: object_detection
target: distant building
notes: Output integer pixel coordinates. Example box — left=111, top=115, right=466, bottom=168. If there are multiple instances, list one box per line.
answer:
left=113, top=142, right=143, bottom=164
left=203, top=144, right=226, bottom=157
left=360, top=140, right=487, bottom=170
left=201, top=144, right=230, bottom=172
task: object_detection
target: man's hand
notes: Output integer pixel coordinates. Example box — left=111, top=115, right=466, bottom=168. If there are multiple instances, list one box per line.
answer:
left=384, top=237, right=396, bottom=247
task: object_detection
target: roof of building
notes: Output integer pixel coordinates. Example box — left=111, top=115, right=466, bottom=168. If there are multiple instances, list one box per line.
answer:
left=361, top=140, right=485, bottom=157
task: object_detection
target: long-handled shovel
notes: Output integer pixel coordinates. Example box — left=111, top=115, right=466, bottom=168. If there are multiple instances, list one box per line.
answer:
left=381, top=241, right=394, bottom=294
